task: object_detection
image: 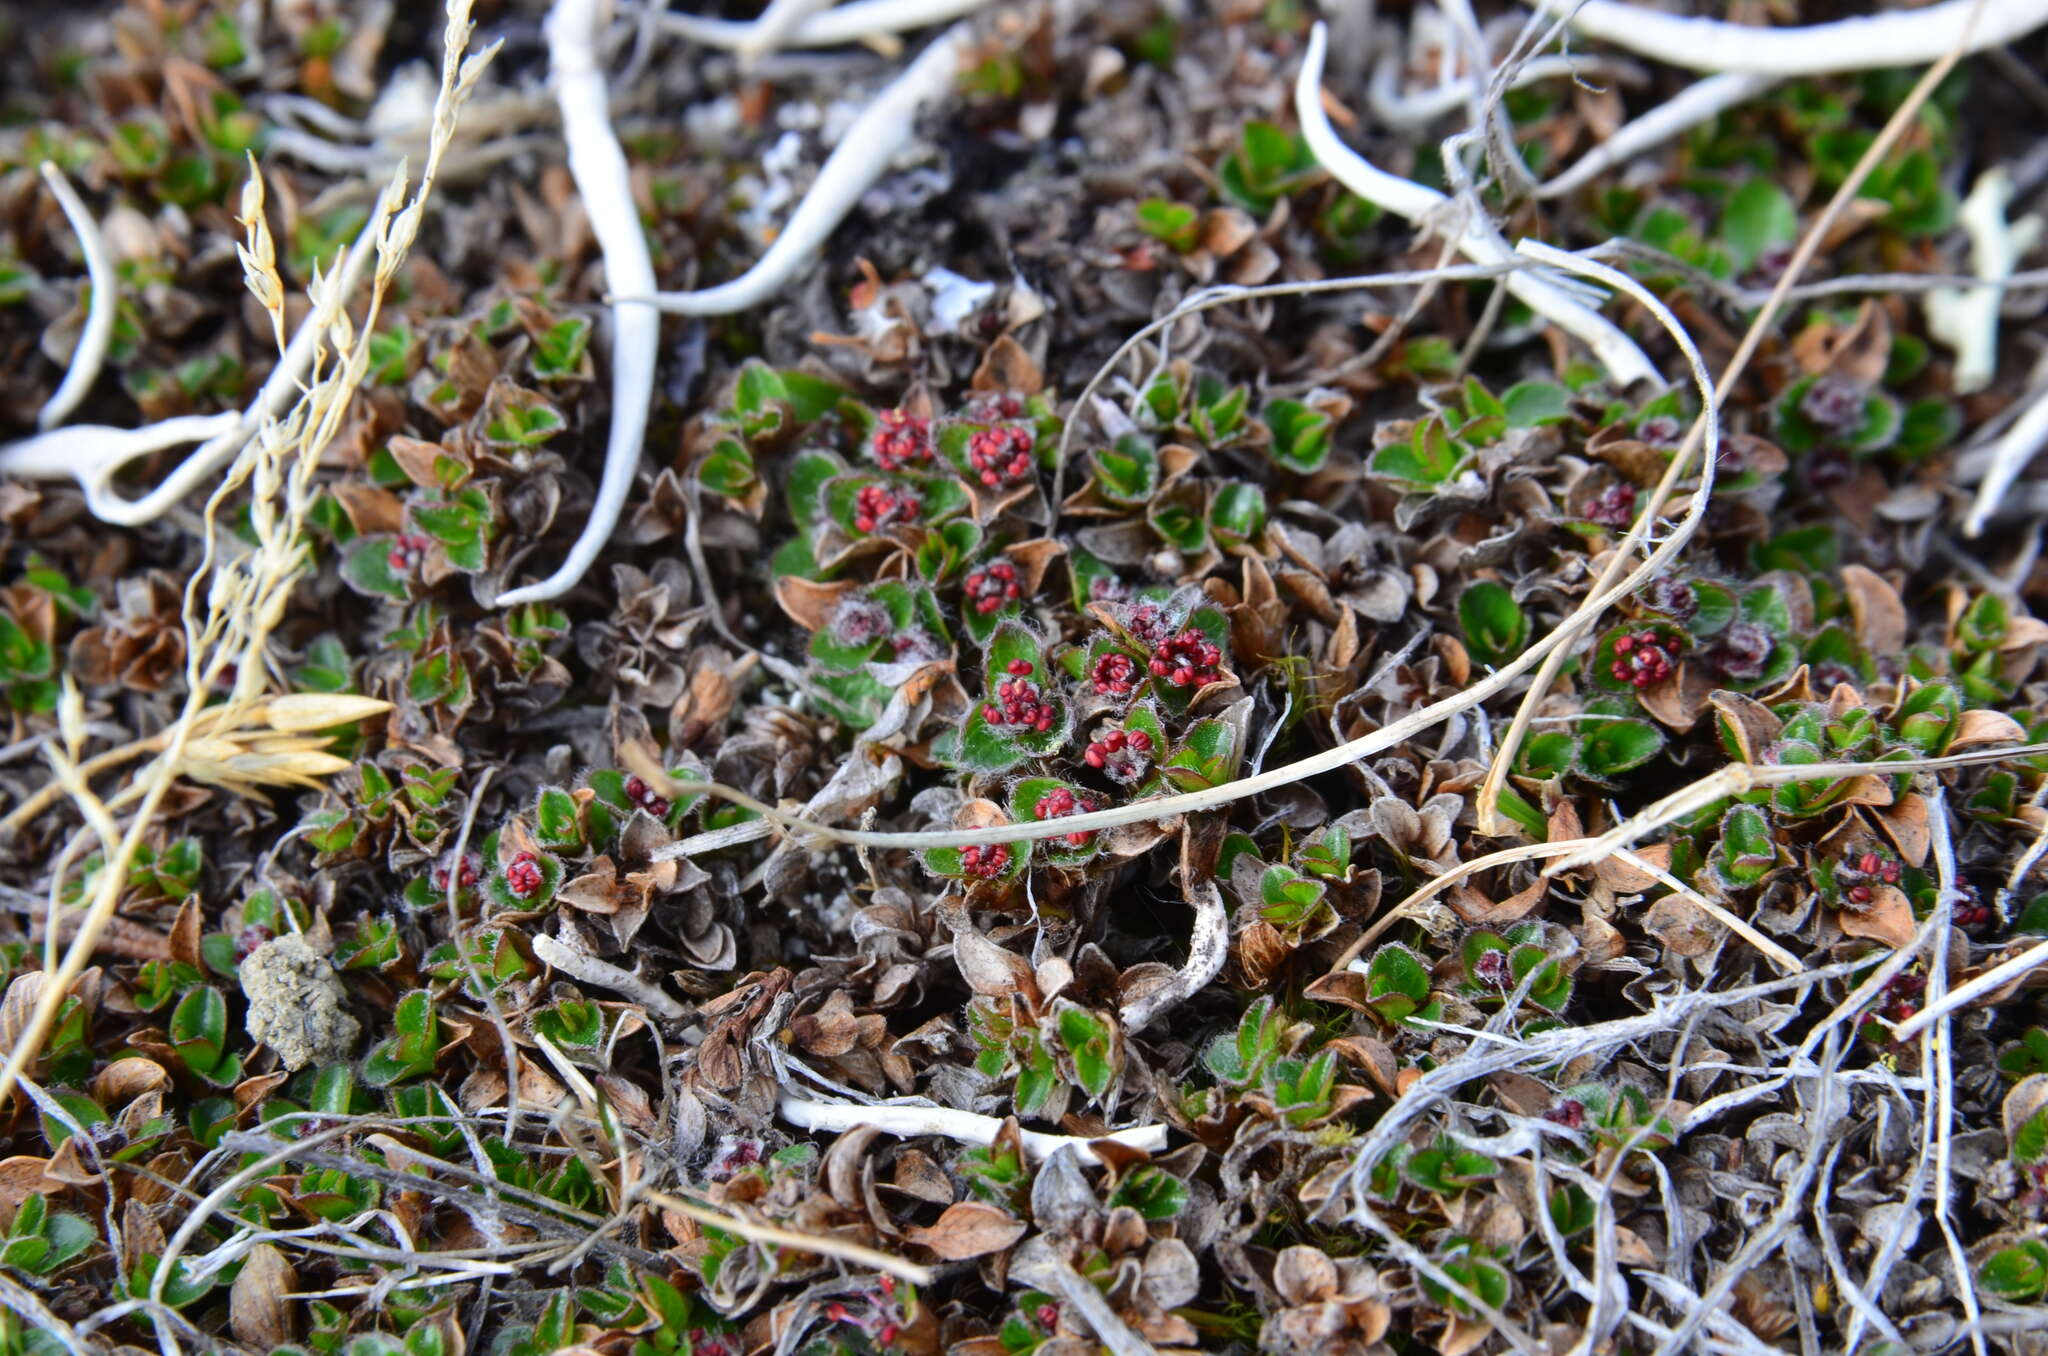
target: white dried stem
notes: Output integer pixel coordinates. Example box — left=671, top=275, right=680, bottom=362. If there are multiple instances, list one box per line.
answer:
left=1118, top=878, right=1227, bottom=1033
left=1537, top=72, right=1777, bottom=200
left=776, top=1092, right=1167, bottom=1164
left=1546, top=745, right=2048, bottom=878
left=730, top=0, right=836, bottom=67
left=1529, top=0, right=2048, bottom=76
left=1922, top=788, right=1989, bottom=1356
left=531, top=932, right=688, bottom=1021
left=1370, top=51, right=1642, bottom=131
left=652, top=0, right=988, bottom=51
left=1297, top=23, right=1660, bottom=388
left=620, top=23, right=967, bottom=317
left=0, top=204, right=386, bottom=525
left=1890, top=928, right=2048, bottom=1043
left=1929, top=168, right=2042, bottom=397
left=1963, top=386, right=2048, bottom=538
left=496, top=0, right=663, bottom=607
left=34, top=163, right=116, bottom=432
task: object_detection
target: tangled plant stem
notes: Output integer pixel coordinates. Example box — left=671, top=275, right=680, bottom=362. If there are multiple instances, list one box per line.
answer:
left=1296, top=24, right=1659, bottom=389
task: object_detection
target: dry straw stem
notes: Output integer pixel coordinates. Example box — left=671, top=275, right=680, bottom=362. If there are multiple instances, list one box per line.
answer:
left=776, top=1092, right=1168, bottom=1164
left=1892, top=926, right=2048, bottom=1044
left=496, top=0, right=662, bottom=607
left=33, top=162, right=116, bottom=432
left=639, top=1187, right=933, bottom=1286
left=1475, top=27, right=1980, bottom=834
left=620, top=22, right=968, bottom=317
left=1296, top=24, right=1660, bottom=389
left=1531, top=0, right=2048, bottom=76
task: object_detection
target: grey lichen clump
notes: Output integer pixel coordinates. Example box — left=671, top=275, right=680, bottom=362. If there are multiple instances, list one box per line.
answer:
left=239, top=935, right=361, bottom=1071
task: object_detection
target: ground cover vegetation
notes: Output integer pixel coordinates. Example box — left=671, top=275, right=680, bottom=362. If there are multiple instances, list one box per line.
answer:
left=5, top=1, right=2048, bottom=1354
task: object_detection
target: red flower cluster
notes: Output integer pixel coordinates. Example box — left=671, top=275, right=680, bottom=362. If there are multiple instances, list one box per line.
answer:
left=1472, top=948, right=1509, bottom=987
left=504, top=851, right=544, bottom=899
left=967, top=424, right=1034, bottom=488
left=870, top=408, right=932, bottom=470
left=959, top=843, right=1011, bottom=879
left=1083, top=728, right=1152, bottom=783
left=964, top=561, right=1022, bottom=615
left=1034, top=786, right=1098, bottom=847
left=1124, top=602, right=1171, bottom=648
left=1542, top=1098, right=1586, bottom=1130
left=1149, top=629, right=1223, bottom=688
left=1609, top=630, right=1679, bottom=688
left=1091, top=650, right=1139, bottom=697
left=1585, top=482, right=1637, bottom=528
left=970, top=392, right=1025, bottom=422
left=983, top=659, right=1057, bottom=733
left=433, top=853, right=480, bottom=894
left=625, top=774, right=671, bottom=819
left=853, top=483, right=919, bottom=534
left=1869, top=968, right=1927, bottom=1031
left=387, top=534, right=430, bottom=572
left=1838, top=849, right=1901, bottom=906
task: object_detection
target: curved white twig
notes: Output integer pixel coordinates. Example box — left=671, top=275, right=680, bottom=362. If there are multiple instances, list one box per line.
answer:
left=1537, top=71, right=1778, bottom=200
left=496, top=0, right=664, bottom=607
left=777, top=1093, right=1167, bottom=1163
left=617, top=23, right=967, bottom=317
left=1368, top=51, right=1642, bottom=131
left=731, top=0, right=836, bottom=66
left=0, top=414, right=243, bottom=519
left=35, top=163, right=117, bottom=432
left=652, top=0, right=987, bottom=50
left=1528, top=0, right=2048, bottom=76
left=1965, top=392, right=2048, bottom=539
left=0, top=191, right=390, bottom=524
left=1296, top=23, right=1659, bottom=388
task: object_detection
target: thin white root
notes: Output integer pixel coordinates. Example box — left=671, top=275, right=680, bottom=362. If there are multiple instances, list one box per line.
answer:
left=35, top=163, right=117, bottom=432
left=497, top=0, right=664, bottom=607
left=1368, top=51, right=1643, bottom=132
left=652, top=0, right=987, bottom=51
left=1891, top=931, right=2048, bottom=1044
left=1296, top=24, right=1660, bottom=389
left=1928, top=167, right=2043, bottom=397
left=1537, top=72, right=1778, bottom=201
left=0, top=191, right=390, bottom=524
left=617, top=23, right=968, bottom=317
left=1964, top=389, right=2048, bottom=539
left=530, top=933, right=687, bottom=1021
left=776, top=1093, right=1168, bottom=1164
left=1530, top=0, right=2048, bottom=76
